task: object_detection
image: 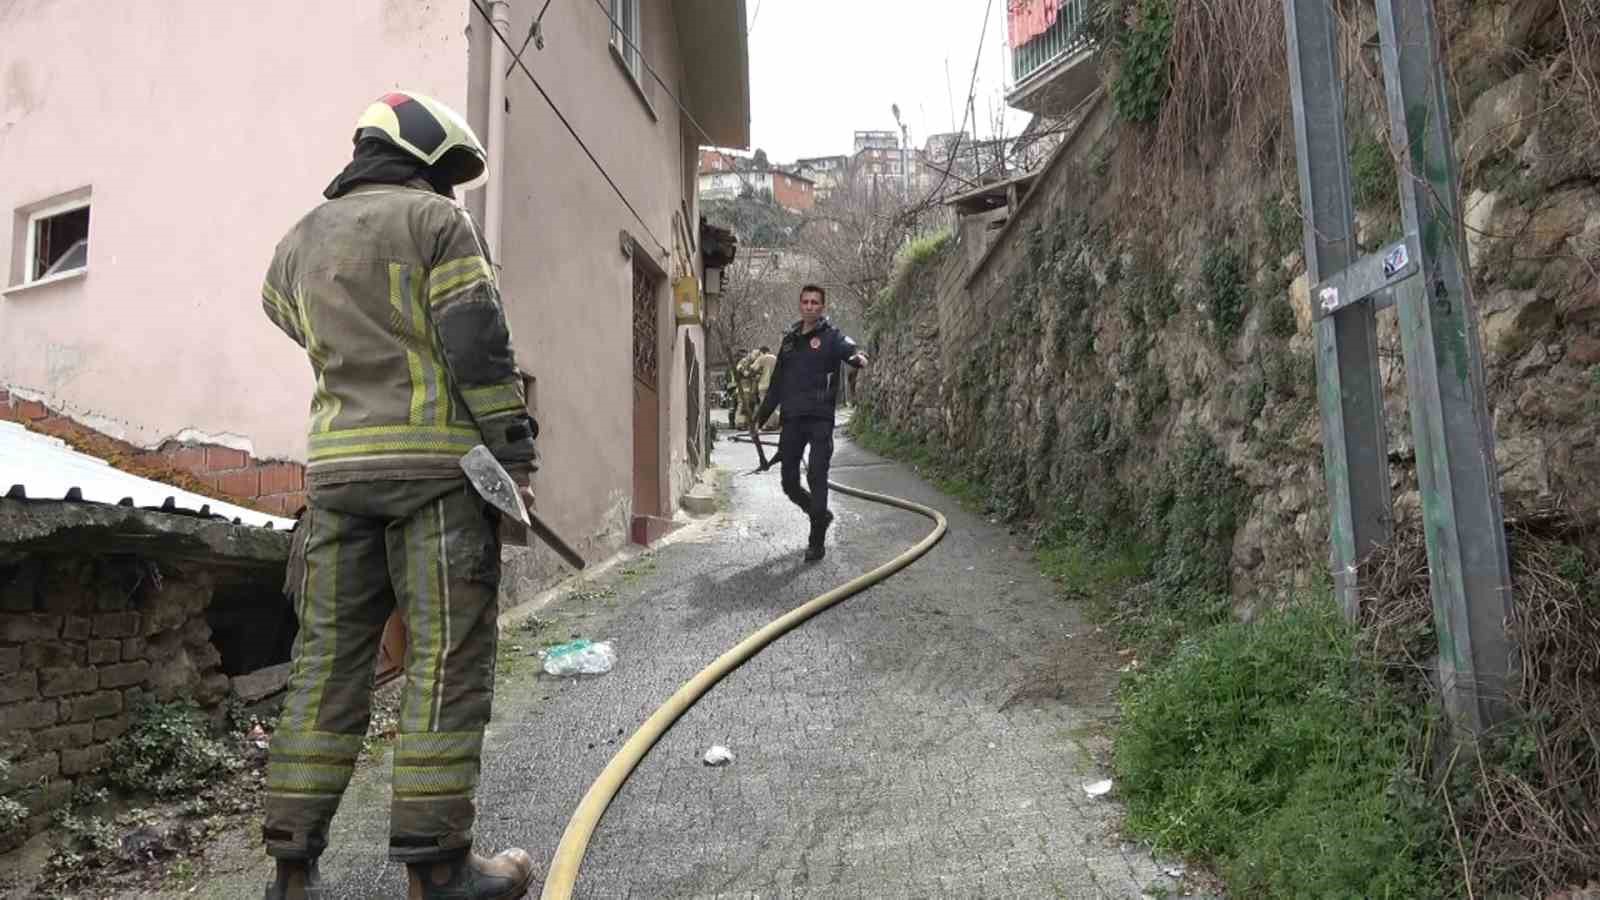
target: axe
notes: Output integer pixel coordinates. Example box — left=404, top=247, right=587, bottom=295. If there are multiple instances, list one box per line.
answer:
left=744, top=416, right=782, bottom=475
left=460, top=445, right=586, bottom=569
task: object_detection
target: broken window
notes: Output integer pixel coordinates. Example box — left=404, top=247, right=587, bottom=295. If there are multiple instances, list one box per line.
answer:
left=26, top=201, right=90, bottom=283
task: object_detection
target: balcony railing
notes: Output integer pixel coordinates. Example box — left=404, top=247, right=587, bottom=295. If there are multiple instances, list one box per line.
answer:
left=1010, top=0, right=1093, bottom=88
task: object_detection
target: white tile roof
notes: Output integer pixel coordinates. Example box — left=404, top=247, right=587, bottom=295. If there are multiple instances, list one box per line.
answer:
left=0, top=421, right=294, bottom=530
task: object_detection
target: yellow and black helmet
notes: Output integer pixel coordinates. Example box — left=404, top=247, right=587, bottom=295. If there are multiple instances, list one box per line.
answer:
left=353, top=91, right=487, bottom=188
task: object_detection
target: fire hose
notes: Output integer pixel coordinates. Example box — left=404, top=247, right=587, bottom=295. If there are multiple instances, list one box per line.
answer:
left=539, top=435, right=948, bottom=899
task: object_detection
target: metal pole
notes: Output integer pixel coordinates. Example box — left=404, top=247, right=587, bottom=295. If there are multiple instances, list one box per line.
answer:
left=1375, top=0, right=1515, bottom=732
left=1283, top=0, right=1393, bottom=615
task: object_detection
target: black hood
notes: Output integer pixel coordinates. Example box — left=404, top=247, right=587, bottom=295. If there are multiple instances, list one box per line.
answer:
left=324, top=139, right=457, bottom=200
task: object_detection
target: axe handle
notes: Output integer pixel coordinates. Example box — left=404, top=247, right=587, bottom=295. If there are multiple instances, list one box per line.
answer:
left=526, top=509, right=587, bottom=569
left=749, top=419, right=769, bottom=470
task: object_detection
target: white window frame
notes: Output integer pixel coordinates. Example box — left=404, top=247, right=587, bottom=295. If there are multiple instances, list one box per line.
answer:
left=16, top=197, right=91, bottom=290
left=609, top=0, right=641, bottom=78
left=608, top=0, right=656, bottom=119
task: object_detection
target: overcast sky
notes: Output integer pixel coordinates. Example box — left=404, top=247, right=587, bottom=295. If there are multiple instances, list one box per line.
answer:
left=743, top=0, right=1028, bottom=163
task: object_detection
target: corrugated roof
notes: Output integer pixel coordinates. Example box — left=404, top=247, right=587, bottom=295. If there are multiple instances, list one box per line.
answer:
left=0, top=421, right=294, bottom=530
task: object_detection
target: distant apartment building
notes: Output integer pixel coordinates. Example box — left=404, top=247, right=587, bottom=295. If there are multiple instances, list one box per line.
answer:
left=698, top=168, right=815, bottom=213
left=920, top=131, right=1009, bottom=197
left=852, top=130, right=900, bottom=153
left=791, top=155, right=848, bottom=202
left=698, top=148, right=744, bottom=173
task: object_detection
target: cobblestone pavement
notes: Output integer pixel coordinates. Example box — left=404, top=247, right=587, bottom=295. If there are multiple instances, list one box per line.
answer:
left=193, top=428, right=1178, bottom=899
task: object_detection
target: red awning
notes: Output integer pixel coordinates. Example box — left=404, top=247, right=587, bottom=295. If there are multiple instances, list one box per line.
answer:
left=1008, top=0, right=1060, bottom=48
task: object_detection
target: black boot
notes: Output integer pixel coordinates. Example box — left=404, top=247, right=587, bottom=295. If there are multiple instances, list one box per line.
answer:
left=804, top=511, right=832, bottom=562
left=263, top=859, right=325, bottom=900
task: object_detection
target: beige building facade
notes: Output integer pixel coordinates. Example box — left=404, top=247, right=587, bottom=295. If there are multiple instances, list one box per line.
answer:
left=1, top=0, right=748, bottom=554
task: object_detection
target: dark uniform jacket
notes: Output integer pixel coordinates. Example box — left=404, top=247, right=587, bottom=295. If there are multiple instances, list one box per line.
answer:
left=757, top=317, right=862, bottom=424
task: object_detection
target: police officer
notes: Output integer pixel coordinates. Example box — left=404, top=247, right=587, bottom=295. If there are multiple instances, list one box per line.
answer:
left=259, top=91, right=536, bottom=900
left=756, top=284, right=868, bottom=561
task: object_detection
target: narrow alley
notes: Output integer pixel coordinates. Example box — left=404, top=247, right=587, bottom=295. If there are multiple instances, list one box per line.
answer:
left=190, top=429, right=1180, bottom=899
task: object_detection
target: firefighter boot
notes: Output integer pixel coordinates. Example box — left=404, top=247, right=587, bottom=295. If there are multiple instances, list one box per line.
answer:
left=263, top=859, right=324, bottom=900
left=406, top=848, right=536, bottom=900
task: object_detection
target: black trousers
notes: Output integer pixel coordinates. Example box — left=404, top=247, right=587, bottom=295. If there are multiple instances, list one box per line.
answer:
left=778, top=417, right=834, bottom=522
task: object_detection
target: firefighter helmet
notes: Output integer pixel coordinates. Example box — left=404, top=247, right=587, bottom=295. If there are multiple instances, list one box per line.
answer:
left=353, top=91, right=487, bottom=188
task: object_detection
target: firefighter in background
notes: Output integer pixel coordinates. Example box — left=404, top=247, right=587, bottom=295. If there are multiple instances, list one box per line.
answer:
left=733, top=346, right=763, bottom=428
left=259, top=91, right=536, bottom=900
left=725, top=348, right=748, bottom=428
left=753, top=344, right=779, bottom=430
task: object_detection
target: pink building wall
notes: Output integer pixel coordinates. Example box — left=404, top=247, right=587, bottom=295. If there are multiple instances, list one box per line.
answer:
left=2, top=0, right=726, bottom=558
left=0, top=0, right=471, bottom=461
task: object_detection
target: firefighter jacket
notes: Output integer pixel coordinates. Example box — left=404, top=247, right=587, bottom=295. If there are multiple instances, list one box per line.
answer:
left=262, top=183, right=536, bottom=487
left=757, top=317, right=862, bottom=425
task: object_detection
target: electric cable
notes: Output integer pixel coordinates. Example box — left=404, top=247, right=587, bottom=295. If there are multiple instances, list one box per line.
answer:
left=469, top=0, right=670, bottom=257
left=585, top=0, right=773, bottom=200
left=906, top=0, right=996, bottom=215
left=539, top=441, right=948, bottom=900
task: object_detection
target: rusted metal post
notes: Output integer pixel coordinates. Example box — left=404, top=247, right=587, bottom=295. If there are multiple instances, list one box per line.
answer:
left=1375, top=0, right=1515, bottom=731
left=1283, top=0, right=1393, bottom=616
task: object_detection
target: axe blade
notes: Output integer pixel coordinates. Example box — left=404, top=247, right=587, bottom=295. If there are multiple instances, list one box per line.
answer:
left=460, top=445, right=586, bottom=569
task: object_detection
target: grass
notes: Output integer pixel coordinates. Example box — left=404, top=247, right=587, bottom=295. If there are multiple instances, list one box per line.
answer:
left=871, top=228, right=955, bottom=331
left=849, top=421, right=988, bottom=511
left=618, top=556, right=658, bottom=582
left=1115, top=600, right=1447, bottom=896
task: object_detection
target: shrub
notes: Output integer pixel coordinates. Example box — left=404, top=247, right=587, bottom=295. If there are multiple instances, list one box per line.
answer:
left=1202, top=243, right=1249, bottom=347
left=1351, top=132, right=1399, bottom=211
left=110, top=701, right=239, bottom=798
left=1145, top=428, right=1244, bottom=599
left=1115, top=601, right=1446, bottom=894
left=1113, top=0, right=1176, bottom=123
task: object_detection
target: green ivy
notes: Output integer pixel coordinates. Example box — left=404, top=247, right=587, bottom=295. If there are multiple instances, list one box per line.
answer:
left=1262, top=191, right=1303, bottom=260
left=1112, top=0, right=1175, bottom=123
left=1134, top=366, right=1170, bottom=427
left=1350, top=132, right=1399, bottom=211
left=1145, top=428, right=1246, bottom=601
left=109, top=700, right=239, bottom=798
left=1203, top=243, right=1250, bottom=347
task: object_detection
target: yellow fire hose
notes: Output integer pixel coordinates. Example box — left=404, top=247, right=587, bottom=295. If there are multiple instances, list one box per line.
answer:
left=539, top=475, right=948, bottom=899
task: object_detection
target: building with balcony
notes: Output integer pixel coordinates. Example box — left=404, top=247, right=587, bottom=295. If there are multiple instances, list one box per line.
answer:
left=1005, top=0, right=1100, bottom=117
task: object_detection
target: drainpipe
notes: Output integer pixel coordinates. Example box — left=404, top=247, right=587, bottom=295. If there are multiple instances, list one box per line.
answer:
left=485, top=0, right=512, bottom=260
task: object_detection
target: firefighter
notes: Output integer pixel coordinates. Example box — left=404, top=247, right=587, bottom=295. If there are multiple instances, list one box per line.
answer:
left=734, top=347, right=762, bottom=429
left=753, top=344, right=779, bottom=430
left=259, top=91, right=537, bottom=900
left=726, top=348, right=749, bottom=428
left=756, top=284, right=868, bottom=561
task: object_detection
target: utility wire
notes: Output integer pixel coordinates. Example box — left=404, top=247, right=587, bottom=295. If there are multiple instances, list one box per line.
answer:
left=586, top=0, right=771, bottom=198
left=907, top=0, right=995, bottom=215
left=469, top=0, right=670, bottom=257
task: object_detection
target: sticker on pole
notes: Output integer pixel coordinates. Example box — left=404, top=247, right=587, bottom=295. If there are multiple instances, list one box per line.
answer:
left=1319, top=286, right=1340, bottom=314
left=1382, top=243, right=1410, bottom=278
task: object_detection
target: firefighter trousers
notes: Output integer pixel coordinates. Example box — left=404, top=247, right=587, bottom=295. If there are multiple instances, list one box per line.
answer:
left=263, top=478, right=501, bottom=863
